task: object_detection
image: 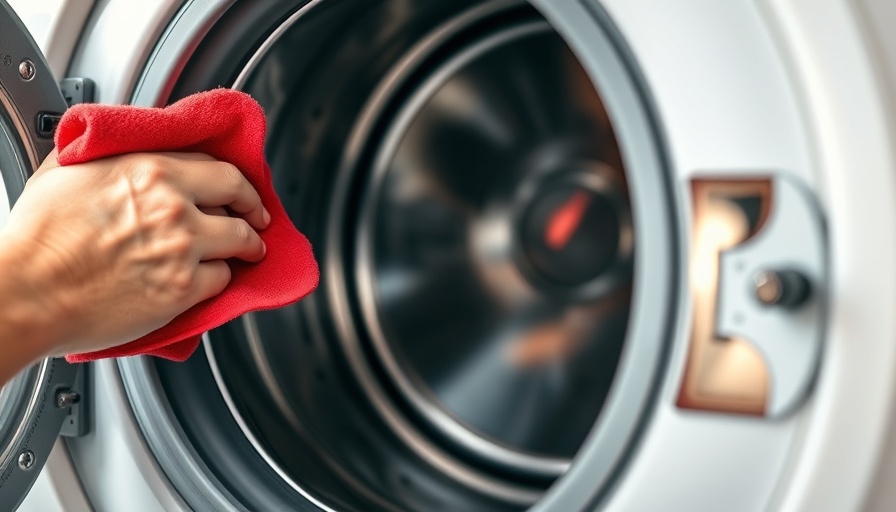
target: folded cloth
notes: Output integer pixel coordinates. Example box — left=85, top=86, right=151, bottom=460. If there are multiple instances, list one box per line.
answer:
left=55, top=89, right=319, bottom=363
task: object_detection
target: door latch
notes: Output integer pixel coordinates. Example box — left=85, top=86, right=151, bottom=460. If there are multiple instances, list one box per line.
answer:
left=677, top=174, right=827, bottom=418
left=35, top=77, right=95, bottom=138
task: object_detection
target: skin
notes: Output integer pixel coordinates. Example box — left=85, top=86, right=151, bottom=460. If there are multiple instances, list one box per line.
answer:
left=0, top=150, right=269, bottom=384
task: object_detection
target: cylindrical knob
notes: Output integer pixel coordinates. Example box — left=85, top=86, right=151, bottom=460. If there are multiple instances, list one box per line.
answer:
left=753, top=269, right=811, bottom=308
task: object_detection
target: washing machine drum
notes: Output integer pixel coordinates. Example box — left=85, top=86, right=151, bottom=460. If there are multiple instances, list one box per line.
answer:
left=0, top=0, right=835, bottom=510
left=119, top=2, right=678, bottom=510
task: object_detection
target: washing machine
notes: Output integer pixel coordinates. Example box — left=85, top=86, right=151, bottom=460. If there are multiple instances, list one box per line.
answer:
left=2, top=0, right=896, bottom=510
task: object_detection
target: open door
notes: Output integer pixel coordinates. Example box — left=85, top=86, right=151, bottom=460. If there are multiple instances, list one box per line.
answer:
left=0, top=1, right=80, bottom=509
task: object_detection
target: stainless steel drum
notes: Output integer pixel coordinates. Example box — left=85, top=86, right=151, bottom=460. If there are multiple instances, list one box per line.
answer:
left=119, top=1, right=677, bottom=510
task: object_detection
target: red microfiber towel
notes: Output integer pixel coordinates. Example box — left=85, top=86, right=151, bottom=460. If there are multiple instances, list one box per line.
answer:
left=55, top=89, right=319, bottom=363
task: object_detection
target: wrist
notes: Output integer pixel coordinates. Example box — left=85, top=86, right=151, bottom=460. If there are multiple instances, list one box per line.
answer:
left=0, top=238, right=64, bottom=379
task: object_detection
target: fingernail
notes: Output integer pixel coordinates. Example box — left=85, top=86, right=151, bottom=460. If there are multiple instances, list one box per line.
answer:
left=262, top=208, right=271, bottom=226
left=261, top=241, right=267, bottom=257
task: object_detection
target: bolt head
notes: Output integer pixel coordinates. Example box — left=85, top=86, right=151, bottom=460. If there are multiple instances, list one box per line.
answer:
left=17, top=450, right=35, bottom=470
left=55, top=390, right=80, bottom=409
left=18, top=59, right=35, bottom=81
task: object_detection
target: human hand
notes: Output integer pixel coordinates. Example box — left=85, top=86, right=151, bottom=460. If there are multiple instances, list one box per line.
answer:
left=0, top=150, right=269, bottom=358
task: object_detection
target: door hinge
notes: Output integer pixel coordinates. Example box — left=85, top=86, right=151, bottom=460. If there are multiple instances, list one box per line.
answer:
left=60, top=77, right=95, bottom=106
left=58, top=363, right=90, bottom=438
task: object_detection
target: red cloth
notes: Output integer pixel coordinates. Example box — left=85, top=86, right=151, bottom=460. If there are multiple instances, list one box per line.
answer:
left=55, top=89, right=319, bottom=362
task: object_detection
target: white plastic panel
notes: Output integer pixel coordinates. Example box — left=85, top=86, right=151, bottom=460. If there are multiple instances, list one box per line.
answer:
left=761, top=0, right=896, bottom=511
left=18, top=441, right=89, bottom=512
left=856, top=0, right=896, bottom=510
left=602, top=0, right=813, bottom=181
left=588, top=0, right=896, bottom=510
left=65, top=361, right=185, bottom=512
left=67, top=0, right=183, bottom=104
left=576, top=0, right=815, bottom=510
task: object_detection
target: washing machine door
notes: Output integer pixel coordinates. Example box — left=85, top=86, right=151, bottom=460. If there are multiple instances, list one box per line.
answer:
left=0, top=1, right=80, bottom=510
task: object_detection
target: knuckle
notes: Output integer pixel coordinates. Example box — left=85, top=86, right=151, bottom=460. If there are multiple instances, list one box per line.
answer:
left=128, top=155, right=169, bottom=190
left=167, top=234, right=193, bottom=258
left=170, top=268, right=194, bottom=294
left=143, top=198, right=189, bottom=231
left=162, top=200, right=189, bottom=224
left=219, top=163, right=244, bottom=194
left=232, top=219, right=254, bottom=244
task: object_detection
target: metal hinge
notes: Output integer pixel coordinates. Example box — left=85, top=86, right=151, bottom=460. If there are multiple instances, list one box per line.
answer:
left=49, top=77, right=97, bottom=439
left=60, top=77, right=95, bottom=106
left=58, top=363, right=89, bottom=438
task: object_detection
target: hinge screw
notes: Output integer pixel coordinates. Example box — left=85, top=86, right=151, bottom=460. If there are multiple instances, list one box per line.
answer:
left=55, top=390, right=81, bottom=409
left=18, top=59, right=35, bottom=81
left=17, top=450, right=35, bottom=470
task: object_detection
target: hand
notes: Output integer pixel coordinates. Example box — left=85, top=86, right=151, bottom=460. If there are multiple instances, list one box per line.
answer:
left=0, top=150, right=269, bottom=360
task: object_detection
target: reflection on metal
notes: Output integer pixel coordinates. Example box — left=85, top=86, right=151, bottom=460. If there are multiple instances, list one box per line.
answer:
left=754, top=270, right=784, bottom=306
left=0, top=87, right=37, bottom=173
left=678, top=179, right=771, bottom=415
left=17, top=59, right=34, bottom=82
left=54, top=390, right=80, bottom=409
left=120, top=0, right=679, bottom=507
left=679, top=176, right=827, bottom=418
left=355, top=21, right=632, bottom=474
left=752, top=269, right=811, bottom=308
left=508, top=290, right=630, bottom=368
left=16, top=450, right=34, bottom=470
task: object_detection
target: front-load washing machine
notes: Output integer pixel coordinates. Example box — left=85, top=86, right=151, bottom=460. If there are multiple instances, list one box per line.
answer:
left=2, top=0, right=896, bottom=510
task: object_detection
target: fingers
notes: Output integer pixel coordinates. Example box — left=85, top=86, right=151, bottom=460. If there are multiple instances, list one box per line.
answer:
left=199, top=206, right=228, bottom=217
left=163, top=154, right=270, bottom=230
left=190, top=260, right=232, bottom=305
left=193, top=213, right=266, bottom=263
